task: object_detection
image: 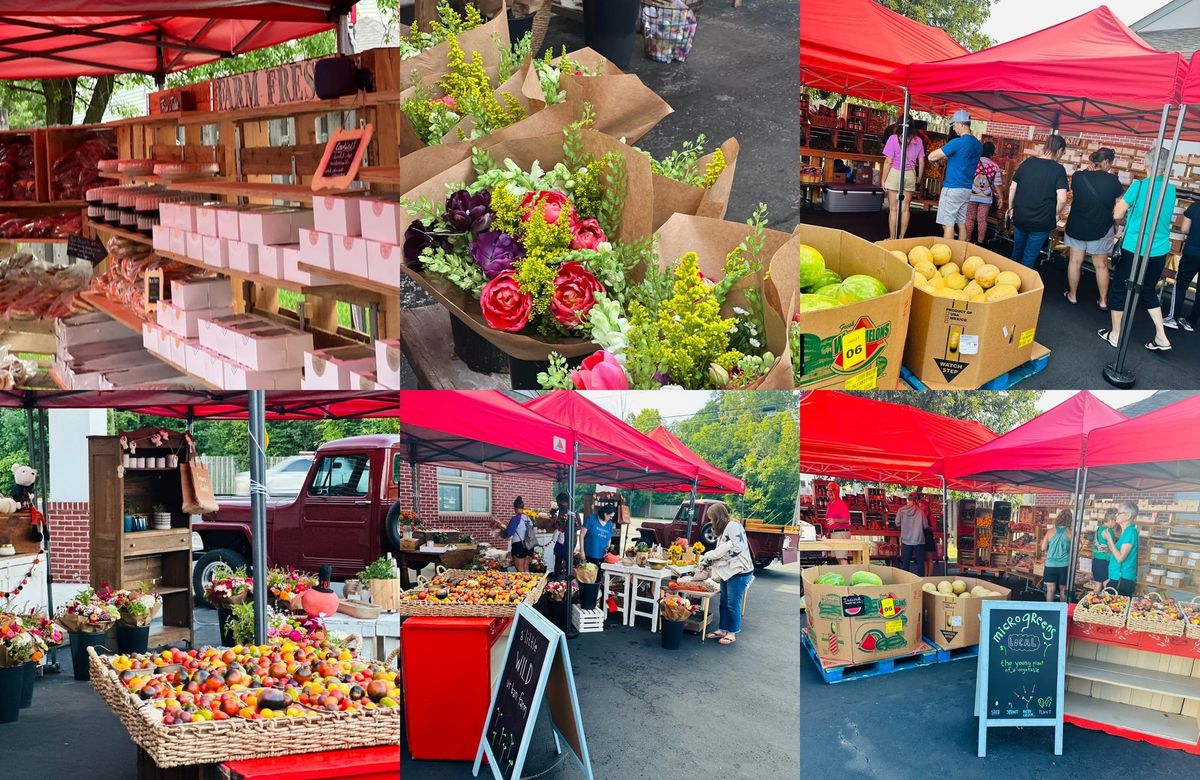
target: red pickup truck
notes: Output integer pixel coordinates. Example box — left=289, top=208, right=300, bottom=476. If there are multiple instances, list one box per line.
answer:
left=191, top=434, right=403, bottom=604
left=636, top=500, right=789, bottom=570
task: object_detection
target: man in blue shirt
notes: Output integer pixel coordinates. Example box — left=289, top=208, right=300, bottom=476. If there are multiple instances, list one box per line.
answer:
left=928, top=110, right=983, bottom=242
left=580, top=505, right=617, bottom=566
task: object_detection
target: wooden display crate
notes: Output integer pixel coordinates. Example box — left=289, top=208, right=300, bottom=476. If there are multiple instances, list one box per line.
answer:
left=0, top=128, right=49, bottom=204
left=44, top=125, right=117, bottom=202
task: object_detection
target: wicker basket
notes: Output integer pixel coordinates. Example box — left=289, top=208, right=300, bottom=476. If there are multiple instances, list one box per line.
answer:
left=397, top=570, right=547, bottom=617
left=531, top=5, right=550, bottom=54
left=87, top=647, right=399, bottom=769
left=1181, top=596, right=1200, bottom=640
left=1073, top=588, right=1130, bottom=628
left=1125, top=591, right=1186, bottom=637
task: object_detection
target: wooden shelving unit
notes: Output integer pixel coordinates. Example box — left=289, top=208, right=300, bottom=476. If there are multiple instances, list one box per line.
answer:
left=297, top=262, right=400, bottom=297
left=89, top=431, right=195, bottom=649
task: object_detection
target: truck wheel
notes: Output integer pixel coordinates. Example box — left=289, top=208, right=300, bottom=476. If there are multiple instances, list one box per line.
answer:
left=384, top=501, right=403, bottom=552
left=700, top=522, right=719, bottom=550
left=638, top=530, right=658, bottom=547
left=754, top=559, right=774, bottom=570
left=193, top=548, right=249, bottom=608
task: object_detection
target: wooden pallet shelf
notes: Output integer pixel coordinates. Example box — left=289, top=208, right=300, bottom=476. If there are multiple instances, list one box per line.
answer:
left=297, top=262, right=400, bottom=297
left=87, top=219, right=152, bottom=246
left=1064, top=691, right=1200, bottom=746
left=79, top=291, right=147, bottom=333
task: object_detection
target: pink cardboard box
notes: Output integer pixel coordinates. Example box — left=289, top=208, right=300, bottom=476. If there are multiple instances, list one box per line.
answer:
left=171, top=278, right=233, bottom=310
left=302, top=345, right=378, bottom=389
left=359, top=198, right=401, bottom=245
left=142, top=323, right=158, bottom=352
left=333, top=235, right=369, bottom=279
left=227, top=325, right=313, bottom=371
left=366, top=240, right=401, bottom=287
left=175, top=204, right=199, bottom=233
left=217, top=207, right=246, bottom=241
left=203, top=350, right=228, bottom=387
left=184, top=342, right=213, bottom=376
left=299, top=229, right=333, bottom=270
left=167, top=227, right=187, bottom=257
left=313, top=195, right=363, bottom=237
left=168, top=334, right=189, bottom=366
left=161, top=303, right=235, bottom=339
left=152, top=224, right=171, bottom=252
left=375, top=339, right=401, bottom=389
left=185, top=232, right=205, bottom=261
left=348, top=368, right=382, bottom=390
left=240, top=207, right=314, bottom=246
left=194, top=205, right=230, bottom=238
left=257, top=244, right=294, bottom=280
left=202, top=235, right=230, bottom=269
left=284, top=244, right=338, bottom=286
left=228, top=240, right=259, bottom=274
left=198, top=313, right=268, bottom=355
left=223, top=361, right=303, bottom=390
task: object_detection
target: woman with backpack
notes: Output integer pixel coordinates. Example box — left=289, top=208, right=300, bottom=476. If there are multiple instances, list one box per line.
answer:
left=1040, top=509, right=1074, bottom=602
left=494, top=496, right=537, bottom=573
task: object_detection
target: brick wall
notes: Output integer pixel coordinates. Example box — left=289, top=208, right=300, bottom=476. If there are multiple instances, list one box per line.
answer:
left=46, top=501, right=89, bottom=582
left=397, top=462, right=555, bottom=545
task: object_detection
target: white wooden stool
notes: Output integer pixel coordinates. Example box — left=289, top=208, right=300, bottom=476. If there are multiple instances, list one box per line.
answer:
left=629, top=570, right=673, bottom=632
left=603, top=568, right=632, bottom=626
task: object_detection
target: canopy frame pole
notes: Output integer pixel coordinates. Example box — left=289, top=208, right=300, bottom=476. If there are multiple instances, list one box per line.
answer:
left=894, top=88, right=912, bottom=240
left=940, top=475, right=948, bottom=576
left=565, top=443, right=579, bottom=640
left=1066, top=467, right=1090, bottom=603
left=27, top=406, right=59, bottom=671
left=1106, top=103, right=1178, bottom=387
left=336, top=12, right=353, bottom=55
left=685, top=476, right=699, bottom=542
left=248, top=390, right=269, bottom=645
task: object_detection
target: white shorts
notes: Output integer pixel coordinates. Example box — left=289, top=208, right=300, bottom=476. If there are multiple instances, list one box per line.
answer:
left=936, top=188, right=972, bottom=226
left=1063, top=228, right=1115, bottom=256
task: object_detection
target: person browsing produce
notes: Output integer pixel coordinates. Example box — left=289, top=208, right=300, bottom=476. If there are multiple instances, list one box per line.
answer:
left=1064, top=147, right=1124, bottom=307
left=1108, top=501, right=1141, bottom=597
left=1164, top=196, right=1200, bottom=332
left=1091, top=507, right=1119, bottom=591
left=579, top=504, right=617, bottom=566
left=1007, top=134, right=1069, bottom=268
left=823, top=482, right=852, bottom=565
left=700, top=502, right=754, bottom=646
left=896, top=492, right=925, bottom=576
left=1040, top=509, right=1073, bottom=602
left=880, top=120, right=925, bottom=239
left=965, top=141, right=1005, bottom=244
left=928, top=109, right=982, bottom=242
left=494, top=497, right=535, bottom=573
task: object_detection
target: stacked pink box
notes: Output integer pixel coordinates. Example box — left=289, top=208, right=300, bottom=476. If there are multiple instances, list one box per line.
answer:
left=302, top=344, right=378, bottom=389
left=376, top=339, right=400, bottom=389
left=194, top=312, right=313, bottom=390
left=143, top=278, right=235, bottom=369
left=302, top=195, right=400, bottom=288
left=160, top=201, right=318, bottom=282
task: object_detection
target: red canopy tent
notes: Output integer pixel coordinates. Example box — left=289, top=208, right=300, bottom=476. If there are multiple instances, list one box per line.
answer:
left=799, top=0, right=969, bottom=112
left=943, top=391, right=1127, bottom=493
left=645, top=426, right=745, bottom=495
left=902, top=6, right=1188, bottom=136
left=799, top=391, right=999, bottom=490
left=1084, top=393, right=1200, bottom=491
left=0, top=389, right=399, bottom=419
left=0, top=2, right=353, bottom=79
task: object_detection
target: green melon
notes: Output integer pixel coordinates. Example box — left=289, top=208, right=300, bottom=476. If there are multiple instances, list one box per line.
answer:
left=799, top=244, right=827, bottom=290
left=849, top=571, right=884, bottom=587
left=803, top=269, right=842, bottom=293
left=813, top=283, right=842, bottom=299
left=816, top=572, right=846, bottom=586
left=797, top=294, right=840, bottom=312
left=836, top=274, right=889, bottom=305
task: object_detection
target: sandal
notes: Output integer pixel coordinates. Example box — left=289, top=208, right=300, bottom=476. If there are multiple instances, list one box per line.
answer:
left=1097, top=328, right=1118, bottom=348
left=705, top=631, right=727, bottom=640
left=1146, top=340, right=1173, bottom=352
left=1063, top=291, right=1077, bottom=304
left=718, top=635, right=737, bottom=645
left=1098, top=300, right=1108, bottom=311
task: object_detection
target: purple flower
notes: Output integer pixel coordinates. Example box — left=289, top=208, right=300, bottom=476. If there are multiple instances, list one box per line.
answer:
left=446, top=189, right=494, bottom=235
left=404, top=220, right=448, bottom=267
left=471, top=231, right=526, bottom=278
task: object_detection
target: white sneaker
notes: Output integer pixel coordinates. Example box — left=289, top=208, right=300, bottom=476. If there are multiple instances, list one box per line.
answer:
left=1164, top=317, right=1180, bottom=329
left=1183, top=320, right=1195, bottom=332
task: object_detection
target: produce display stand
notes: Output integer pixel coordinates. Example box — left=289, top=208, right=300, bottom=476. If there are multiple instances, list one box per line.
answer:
left=793, top=539, right=871, bottom=566
left=1066, top=604, right=1200, bottom=754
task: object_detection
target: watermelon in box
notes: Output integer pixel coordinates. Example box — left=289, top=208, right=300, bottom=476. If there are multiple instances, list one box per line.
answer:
left=802, top=564, right=923, bottom=664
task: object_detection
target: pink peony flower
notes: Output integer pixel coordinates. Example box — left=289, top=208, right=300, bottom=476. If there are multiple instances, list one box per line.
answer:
left=432, top=95, right=457, bottom=109
left=569, top=218, right=607, bottom=250
left=571, top=350, right=629, bottom=390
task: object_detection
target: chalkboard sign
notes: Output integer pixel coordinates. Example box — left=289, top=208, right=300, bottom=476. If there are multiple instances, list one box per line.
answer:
left=67, top=235, right=107, bottom=265
left=474, top=602, right=593, bottom=780
left=975, top=601, right=1067, bottom=757
left=311, top=125, right=373, bottom=191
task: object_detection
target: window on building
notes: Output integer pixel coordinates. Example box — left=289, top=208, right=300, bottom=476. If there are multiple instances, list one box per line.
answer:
left=437, top=468, right=491, bottom=514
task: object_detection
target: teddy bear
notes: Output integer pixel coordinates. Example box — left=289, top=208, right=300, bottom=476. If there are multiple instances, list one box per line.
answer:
left=10, top=464, right=36, bottom=509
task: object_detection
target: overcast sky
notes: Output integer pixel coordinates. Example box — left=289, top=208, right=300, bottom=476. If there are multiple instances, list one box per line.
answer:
left=580, top=390, right=715, bottom=422
left=1035, top=389, right=1160, bottom=410
left=983, top=0, right=1157, bottom=44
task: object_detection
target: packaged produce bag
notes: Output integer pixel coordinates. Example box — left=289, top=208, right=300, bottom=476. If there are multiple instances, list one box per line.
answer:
left=649, top=137, right=739, bottom=231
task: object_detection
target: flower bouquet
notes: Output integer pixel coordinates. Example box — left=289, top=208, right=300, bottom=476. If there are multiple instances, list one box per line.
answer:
left=57, top=586, right=120, bottom=633
left=574, top=562, right=599, bottom=584
left=266, top=566, right=317, bottom=611
left=109, top=586, right=162, bottom=627
left=659, top=594, right=696, bottom=622
left=267, top=612, right=326, bottom=646
left=668, top=543, right=684, bottom=564
left=401, top=124, right=655, bottom=361
left=204, top=565, right=252, bottom=610
left=398, top=1, right=511, bottom=86
left=19, top=611, right=63, bottom=650
left=0, top=613, right=46, bottom=667
left=639, top=134, right=739, bottom=231
left=543, top=580, right=568, bottom=601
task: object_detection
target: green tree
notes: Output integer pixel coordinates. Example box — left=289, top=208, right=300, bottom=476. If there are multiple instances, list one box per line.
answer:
left=855, top=390, right=1041, bottom=434
left=625, top=408, right=663, bottom=433
left=876, top=0, right=995, bottom=52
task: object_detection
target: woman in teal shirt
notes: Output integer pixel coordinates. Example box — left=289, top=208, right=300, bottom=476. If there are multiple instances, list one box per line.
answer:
left=1108, top=501, right=1141, bottom=597
left=1091, top=508, right=1118, bottom=591
left=1100, top=146, right=1177, bottom=352
left=1040, top=509, right=1073, bottom=602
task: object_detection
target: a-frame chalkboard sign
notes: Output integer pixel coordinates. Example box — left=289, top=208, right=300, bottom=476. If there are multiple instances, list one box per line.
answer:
left=975, top=600, right=1067, bottom=757
left=473, top=602, right=593, bottom=780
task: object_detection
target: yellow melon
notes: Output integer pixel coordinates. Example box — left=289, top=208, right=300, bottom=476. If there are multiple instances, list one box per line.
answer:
left=961, top=256, right=984, bottom=279
left=995, top=270, right=1023, bottom=291
left=986, top=283, right=1019, bottom=302
left=892, top=250, right=910, bottom=263
left=926, top=273, right=946, bottom=289
left=975, top=264, right=1000, bottom=288
left=944, top=272, right=968, bottom=291
left=914, top=261, right=938, bottom=281
left=970, top=293, right=989, bottom=303
left=932, top=287, right=967, bottom=301
left=930, top=243, right=953, bottom=266
left=908, top=245, right=934, bottom=266
left=939, top=262, right=961, bottom=278
left=963, top=281, right=984, bottom=298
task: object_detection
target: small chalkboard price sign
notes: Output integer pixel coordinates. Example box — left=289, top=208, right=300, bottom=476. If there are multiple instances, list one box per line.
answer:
left=310, top=125, right=374, bottom=191
left=67, top=235, right=108, bottom=265
left=975, top=601, right=1067, bottom=757
left=474, top=602, right=593, bottom=780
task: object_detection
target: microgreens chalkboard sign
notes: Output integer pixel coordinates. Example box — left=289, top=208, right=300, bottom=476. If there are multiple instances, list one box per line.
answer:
left=975, top=601, right=1067, bottom=757
left=474, top=602, right=593, bottom=780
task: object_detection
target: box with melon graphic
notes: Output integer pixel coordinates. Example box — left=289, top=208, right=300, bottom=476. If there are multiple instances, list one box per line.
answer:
left=875, top=238, right=1044, bottom=390
left=919, top=576, right=1011, bottom=650
left=789, top=225, right=914, bottom=390
left=802, top=564, right=923, bottom=664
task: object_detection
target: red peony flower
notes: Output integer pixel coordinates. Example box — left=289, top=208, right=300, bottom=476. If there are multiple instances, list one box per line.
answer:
left=550, top=262, right=604, bottom=329
left=569, top=218, right=607, bottom=250
left=571, top=351, right=629, bottom=390
left=520, top=190, right=576, bottom=227
left=479, top=271, right=533, bottom=332
left=432, top=95, right=457, bottom=109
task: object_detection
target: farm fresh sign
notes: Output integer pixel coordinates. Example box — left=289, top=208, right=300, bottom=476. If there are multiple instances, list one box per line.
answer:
left=213, top=59, right=318, bottom=112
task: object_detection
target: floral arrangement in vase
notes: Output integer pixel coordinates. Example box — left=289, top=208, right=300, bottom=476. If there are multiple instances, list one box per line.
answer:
left=668, top=543, right=685, bottom=564
left=57, top=586, right=120, bottom=633
left=543, top=580, right=568, bottom=602
left=104, top=584, right=162, bottom=627
left=204, top=565, right=252, bottom=609
left=266, top=566, right=317, bottom=610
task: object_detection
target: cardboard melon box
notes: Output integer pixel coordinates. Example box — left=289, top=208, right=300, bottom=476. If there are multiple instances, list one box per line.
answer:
left=782, top=225, right=914, bottom=390
left=920, top=576, right=1012, bottom=650
left=801, top=564, right=923, bottom=664
left=876, top=238, right=1044, bottom=389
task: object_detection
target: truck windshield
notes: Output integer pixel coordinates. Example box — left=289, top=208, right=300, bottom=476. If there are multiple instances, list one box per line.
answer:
left=308, top=454, right=370, bottom=497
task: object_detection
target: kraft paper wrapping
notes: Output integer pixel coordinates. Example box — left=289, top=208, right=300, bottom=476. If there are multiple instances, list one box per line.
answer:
left=398, top=2, right=511, bottom=87
left=654, top=213, right=793, bottom=388
left=400, top=130, right=655, bottom=360
left=752, top=291, right=796, bottom=390
left=760, top=230, right=802, bottom=389
left=649, top=138, right=739, bottom=231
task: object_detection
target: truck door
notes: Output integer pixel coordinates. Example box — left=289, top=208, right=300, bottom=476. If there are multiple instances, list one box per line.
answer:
left=301, top=451, right=374, bottom=577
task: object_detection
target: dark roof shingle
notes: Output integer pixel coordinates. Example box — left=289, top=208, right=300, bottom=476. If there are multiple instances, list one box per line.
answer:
left=1138, top=27, right=1200, bottom=54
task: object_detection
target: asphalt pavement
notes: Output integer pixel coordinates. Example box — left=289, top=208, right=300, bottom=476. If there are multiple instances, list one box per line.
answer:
left=801, top=207, right=1200, bottom=390
left=402, top=560, right=802, bottom=779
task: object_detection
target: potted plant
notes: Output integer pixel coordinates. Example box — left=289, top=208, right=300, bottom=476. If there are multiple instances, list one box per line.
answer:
left=204, top=565, right=252, bottom=646
left=151, top=504, right=171, bottom=531
left=583, top=0, right=640, bottom=68
left=266, top=566, right=316, bottom=611
left=358, top=556, right=400, bottom=612
left=635, top=541, right=650, bottom=567
left=658, top=593, right=695, bottom=650
left=15, top=611, right=60, bottom=711
left=108, top=585, right=161, bottom=654
left=57, top=587, right=119, bottom=681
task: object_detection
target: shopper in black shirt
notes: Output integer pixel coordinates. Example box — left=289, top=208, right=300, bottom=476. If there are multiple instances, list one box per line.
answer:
left=1064, top=148, right=1125, bottom=308
left=1165, top=200, right=1200, bottom=332
left=1007, top=135, right=1069, bottom=268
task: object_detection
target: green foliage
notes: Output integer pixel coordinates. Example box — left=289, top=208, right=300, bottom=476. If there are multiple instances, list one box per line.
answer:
left=537, top=354, right=576, bottom=390
left=626, top=408, right=663, bottom=433
left=854, top=391, right=1042, bottom=434
left=640, top=135, right=724, bottom=188
left=399, top=2, right=484, bottom=59
left=358, top=556, right=395, bottom=581
left=419, top=245, right=487, bottom=294
left=596, top=153, right=627, bottom=239
left=228, top=602, right=257, bottom=646
left=875, top=0, right=994, bottom=52
left=497, top=32, right=533, bottom=84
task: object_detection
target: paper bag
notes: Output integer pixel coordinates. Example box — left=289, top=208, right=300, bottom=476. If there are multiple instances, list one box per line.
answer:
left=751, top=291, right=796, bottom=389
left=181, top=460, right=219, bottom=515
left=650, top=138, right=740, bottom=230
